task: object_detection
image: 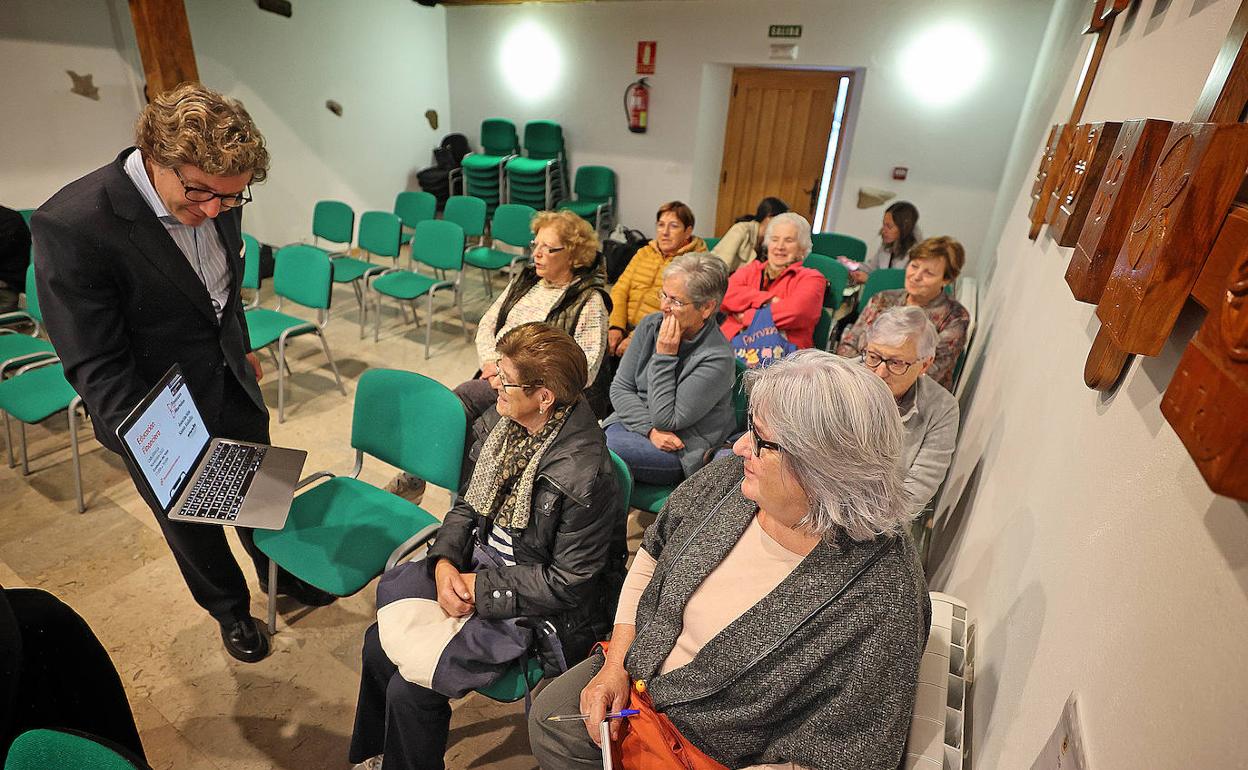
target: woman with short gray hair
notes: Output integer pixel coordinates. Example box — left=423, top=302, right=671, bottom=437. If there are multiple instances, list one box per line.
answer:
left=604, top=252, right=735, bottom=485
left=860, top=305, right=959, bottom=513
left=531, top=350, right=930, bottom=770
left=720, top=212, right=827, bottom=349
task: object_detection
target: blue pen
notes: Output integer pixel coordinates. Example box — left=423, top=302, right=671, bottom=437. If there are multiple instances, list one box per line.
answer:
left=545, top=708, right=639, bottom=722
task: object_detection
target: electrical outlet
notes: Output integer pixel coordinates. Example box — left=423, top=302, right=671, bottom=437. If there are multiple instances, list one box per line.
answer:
left=1031, top=693, right=1089, bottom=770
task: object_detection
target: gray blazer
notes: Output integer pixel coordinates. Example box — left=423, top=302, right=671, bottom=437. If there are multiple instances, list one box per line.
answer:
left=605, top=311, right=736, bottom=477
left=625, top=456, right=931, bottom=770
left=899, top=374, right=960, bottom=512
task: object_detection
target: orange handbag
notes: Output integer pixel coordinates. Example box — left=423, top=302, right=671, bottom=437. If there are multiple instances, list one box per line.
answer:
left=598, top=642, right=728, bottom=770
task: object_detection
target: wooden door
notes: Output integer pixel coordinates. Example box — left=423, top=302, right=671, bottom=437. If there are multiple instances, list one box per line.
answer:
left=715, top=68, right=852, bottom=237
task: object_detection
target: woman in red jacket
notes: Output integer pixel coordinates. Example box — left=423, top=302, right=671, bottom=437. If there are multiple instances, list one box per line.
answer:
left=719, top=212, right=827, bottom=349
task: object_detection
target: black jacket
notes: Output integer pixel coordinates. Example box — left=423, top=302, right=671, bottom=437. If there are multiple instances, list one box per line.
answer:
left=30, top=148, right=265, bottom=456
left=426, top=396, right=627, bottom=665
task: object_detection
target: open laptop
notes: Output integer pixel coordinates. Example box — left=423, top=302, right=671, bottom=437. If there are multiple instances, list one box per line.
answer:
left=117, top=364, right=306, bottom=529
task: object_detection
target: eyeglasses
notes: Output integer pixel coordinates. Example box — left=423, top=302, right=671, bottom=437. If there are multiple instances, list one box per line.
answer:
left=529, top=240, right=566, bottom=255
left=658, top=290, right=691, bottom=309
left=746, top=413, right=783, bottom=457
left=173, top=167, right=252, bottom=208
left=492, top=367, right=539, bottom=391
left=860, top=350, right=916, bottom=376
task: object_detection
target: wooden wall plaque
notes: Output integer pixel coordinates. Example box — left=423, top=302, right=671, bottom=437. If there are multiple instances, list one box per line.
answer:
left=1029, top=125, right=1075, bottom=239
left=1160, top=231, right=1248, bottom=499
left=1193, top=203, right=1248, bottom=309
left=1049, top=121, right=1122, bottom=246
left=1096, top=121, right=1248, bottom=357
left=1067, top=118, right=1173, bottom=303
left=1030, top=124, right=1062, bottom=220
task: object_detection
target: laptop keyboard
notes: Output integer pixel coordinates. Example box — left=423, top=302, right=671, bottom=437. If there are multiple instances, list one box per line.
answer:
left=179, top=443, right=267, bottom=522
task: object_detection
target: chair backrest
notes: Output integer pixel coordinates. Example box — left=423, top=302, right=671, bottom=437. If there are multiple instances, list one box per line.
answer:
left=703, top=236, right=720, bottom=251
left=732, top=357, right=749, bottom=432
left=412, top=219, right=466, bottom=271
left=241, top=232, right=261, bottom=291
left=273, top=245, right=333, bottom=310
left=442, top=195, right=488, bottom=238
left=5, top=728, right=146, bottom=770
left=523, top=120, right=564, bottom=160
left=860, top=268, right=906, bottom=307
left=811, top=232, right=867, bottom=263
left=491, top=204, right=537, bottom=249
left=573, top=166, right=615, bottom=202
left=23, top=263, right=41, bottom=324
left=813, top=308, right=834, bottom=351
left=358, top=211, right=402, bottom=259
left=312, top=200, right=354, bottom=245
left=608, top=450, right=634, bottom=509
left=352, top=369, right=466, bottom=490
left=803, top=253, right=850, bottom=308
left=394, top=191, right=437, bottom=229
left=481, top=118, right=519, bottom=156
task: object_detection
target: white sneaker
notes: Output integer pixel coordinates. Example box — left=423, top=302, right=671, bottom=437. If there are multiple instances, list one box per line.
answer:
left=351, top=756, right=383, bottom=770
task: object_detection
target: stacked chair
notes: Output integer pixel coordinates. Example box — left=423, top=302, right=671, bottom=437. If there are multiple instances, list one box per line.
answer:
left=461, top=119, right=520, bottom=215
left=505, top=120, right=567, bottom=211
left=416, top=133, right=471, bottom=209
left=557, top=165, right=616, bottom=232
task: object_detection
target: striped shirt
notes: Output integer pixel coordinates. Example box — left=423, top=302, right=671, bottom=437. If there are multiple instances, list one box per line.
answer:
left=487, top=525, right=518, bottom=567
left=123, top=149, right=232, bottom=321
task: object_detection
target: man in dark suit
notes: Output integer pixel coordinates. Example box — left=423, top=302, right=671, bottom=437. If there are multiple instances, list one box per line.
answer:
left=30, top=83, right=331, bottom=663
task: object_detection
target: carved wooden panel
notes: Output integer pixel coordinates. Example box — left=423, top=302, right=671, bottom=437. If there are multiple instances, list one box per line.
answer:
left=1029, top=125, right=1075, bottom=239
left=1030, top=124, right=1062, bottom=215
left=1049, top=121, right=1122, bottom=246
left=1096, top=121, right=1248, bottom=357
left=1193, top=203, right=1248, bottom=310
left=1161, top=236, right=1248, bottom=499
left=1067, top=118, right=1173, bottom=303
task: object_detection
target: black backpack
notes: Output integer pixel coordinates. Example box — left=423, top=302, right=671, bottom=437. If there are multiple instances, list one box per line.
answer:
left=602, top=228, right=648, bottom=283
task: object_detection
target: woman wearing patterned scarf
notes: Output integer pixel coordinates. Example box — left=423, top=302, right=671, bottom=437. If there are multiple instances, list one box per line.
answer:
left=350, top=323, right=626, bottom=770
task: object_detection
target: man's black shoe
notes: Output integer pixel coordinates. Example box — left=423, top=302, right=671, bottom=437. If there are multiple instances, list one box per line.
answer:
left=221, top=616, right=270, bottom=663
left=259, top=575, right=338, bottom=607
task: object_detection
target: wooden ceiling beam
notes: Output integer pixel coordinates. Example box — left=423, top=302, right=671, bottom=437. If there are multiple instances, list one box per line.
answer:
left=128, top=0, right=199, bottom=99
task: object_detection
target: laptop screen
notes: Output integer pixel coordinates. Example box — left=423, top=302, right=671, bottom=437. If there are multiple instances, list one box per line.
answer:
left=120, top=368, right=210, bottom=510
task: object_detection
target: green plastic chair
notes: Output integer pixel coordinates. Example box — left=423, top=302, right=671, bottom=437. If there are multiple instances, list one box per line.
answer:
left=442, top=195, right=488, bottom=248
left=557, top=166, right=615, bottom=231
left=241, top=232, right=262, bottom=308
left=333, top=211, right=403, bottom=337
left=395, top=191, right=438, bottom=246
left=254, top=368, right=464, bottom=633
left=245, top=245, right=347, bottom=423
left=810, top=232, right=867, bottom=263
left=813, top=308, right=834, bottom=351
left=311, top=200, right=354, bottom=256
left=4, top=728, right=149, bottom=770
left=0, top=361, right=86, bottom=512
left=476, top=450, right=634, bottom=705
left=1, top=265, right=55, bottom=377
left=373, top=219, right=468, bottom=358
left=803, top=253, right=850, bottom=309
left=462, top=119, right=520, bottom=210
left=465, top=204, right=536, bottom=298
left=506, top=121, right=567, bottom=210
left=859, top=268, right=906, bottom=307
left=703, top=237, right=720, bottom=251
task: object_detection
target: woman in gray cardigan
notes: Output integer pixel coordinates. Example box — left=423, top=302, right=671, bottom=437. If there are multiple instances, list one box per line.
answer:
left=603, top=252, right=735, bottom=485
left=530, top=351, right=930, bottom=770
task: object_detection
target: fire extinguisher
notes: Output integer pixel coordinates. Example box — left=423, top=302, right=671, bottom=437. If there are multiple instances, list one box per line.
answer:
left=625, top=77, right=649, bottom=134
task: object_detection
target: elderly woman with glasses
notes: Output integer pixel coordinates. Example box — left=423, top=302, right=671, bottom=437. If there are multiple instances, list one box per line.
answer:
left=529, top=351, right=930, bottom=770
left=719, top=211, right=827, bottom=349
left=351, top=323, right=625, bottom=770
left=604, top=252, right=736, bottom=486
left=858, top=306, right=959, bottom=513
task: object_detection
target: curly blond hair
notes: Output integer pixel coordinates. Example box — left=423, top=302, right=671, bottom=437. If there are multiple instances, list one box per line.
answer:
left=531, top=210, right=600, bottom=270
left=135, top=82, right=270, bottom=182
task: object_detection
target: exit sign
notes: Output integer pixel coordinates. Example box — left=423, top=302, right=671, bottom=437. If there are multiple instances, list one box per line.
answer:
left=769, top=24, right=802, bottom=38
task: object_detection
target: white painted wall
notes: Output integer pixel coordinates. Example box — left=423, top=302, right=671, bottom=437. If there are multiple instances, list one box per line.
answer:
left=187, top=0, right=451, bottom=246
left=444, top=0, right=1051, bottom=264
left=932, top=0, right=1248, bottom=767
left=0, top=0, right=145, bottom=209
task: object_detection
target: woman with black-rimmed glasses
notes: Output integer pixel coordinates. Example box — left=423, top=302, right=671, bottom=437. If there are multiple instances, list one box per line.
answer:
left=530, top=350, right=931, bottom=770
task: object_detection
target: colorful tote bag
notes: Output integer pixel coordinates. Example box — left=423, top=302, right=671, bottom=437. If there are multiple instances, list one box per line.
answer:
left=730, top=304, right=797, bottom=369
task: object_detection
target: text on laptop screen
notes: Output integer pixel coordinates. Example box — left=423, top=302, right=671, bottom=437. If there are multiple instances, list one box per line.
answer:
left=122, top=372, right=209, bottom=508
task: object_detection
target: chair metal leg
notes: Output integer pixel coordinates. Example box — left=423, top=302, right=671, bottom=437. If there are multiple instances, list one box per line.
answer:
left=267, top=559, right=279, bottom=635
left=355, top=281, right=366, bottom=339
left=3, top=411, right=12, bottom=468
left=457, top=277, right=469, bottom=340
left=19, top=422, right=29, bottom=476
left=317, top=330, right=347, bottom=395
left=277, top=334, right=287, bottom=423
left=374, top=293, right=383, bottom=343
left=69, top=397, right=84, bottom=513
left=425, top=291, right=434, bottom=359
left=481, top=267, right=492, bottom=298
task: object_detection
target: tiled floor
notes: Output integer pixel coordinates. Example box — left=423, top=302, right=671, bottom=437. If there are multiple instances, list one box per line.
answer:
left=0, top=265, right=619, bottom=769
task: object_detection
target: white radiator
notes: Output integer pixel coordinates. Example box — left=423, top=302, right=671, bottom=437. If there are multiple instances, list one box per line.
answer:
left=905, top=591, right=974, bottom=770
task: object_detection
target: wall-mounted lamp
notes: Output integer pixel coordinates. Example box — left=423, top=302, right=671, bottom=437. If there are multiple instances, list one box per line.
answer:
left=898, top=22, right=988, bottom=107
left=499, top=21, right=563, bottom=102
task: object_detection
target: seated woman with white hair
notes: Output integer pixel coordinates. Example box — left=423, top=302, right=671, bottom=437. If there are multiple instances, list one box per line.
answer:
left=858, top=305, right=959, bottom=513
left=719, top=212, right=827, bottom=350
left=529, top=350, right=930, bottom=770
